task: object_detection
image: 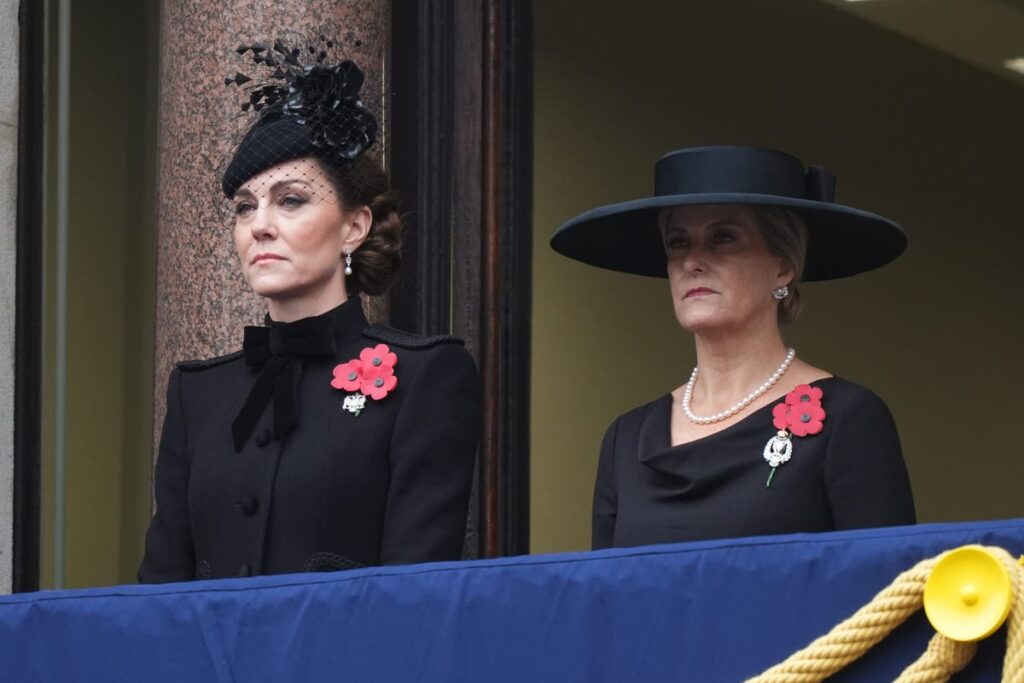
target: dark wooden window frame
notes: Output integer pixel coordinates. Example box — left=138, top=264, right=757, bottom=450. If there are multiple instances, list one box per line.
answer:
left=14, top=0, right=46, bottom=591
left=390, top=0, right=532, bottom=557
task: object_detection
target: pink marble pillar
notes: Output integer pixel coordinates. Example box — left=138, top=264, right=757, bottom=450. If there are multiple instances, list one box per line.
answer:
left=153, top=1, right=391, bottom=454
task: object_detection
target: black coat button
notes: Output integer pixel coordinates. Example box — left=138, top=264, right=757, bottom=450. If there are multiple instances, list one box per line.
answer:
left=237, top=563, right=252, bottom=577
left=239, top=495, right=259, bottom=515
left=254, top=429, right=272, bottom=447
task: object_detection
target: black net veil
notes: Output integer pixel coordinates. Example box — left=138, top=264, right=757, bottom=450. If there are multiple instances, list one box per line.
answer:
left=216, top=34, right=380, bottom=217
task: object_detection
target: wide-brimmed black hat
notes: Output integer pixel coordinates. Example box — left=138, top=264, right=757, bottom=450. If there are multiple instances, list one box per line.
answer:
left=550, top=146, right=906, bottom=281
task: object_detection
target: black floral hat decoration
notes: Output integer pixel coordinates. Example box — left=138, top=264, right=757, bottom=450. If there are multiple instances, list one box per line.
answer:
left=221, top=36, right=378, bottom=199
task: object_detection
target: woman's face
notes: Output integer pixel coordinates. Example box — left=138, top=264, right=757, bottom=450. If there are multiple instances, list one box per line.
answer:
left=663, top=204, right=792, bottom=336
left=232, top=157, right=362, bottom=304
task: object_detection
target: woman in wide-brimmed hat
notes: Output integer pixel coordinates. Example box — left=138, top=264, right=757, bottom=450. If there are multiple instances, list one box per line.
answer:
left=552, top=145, right=915, bottom=549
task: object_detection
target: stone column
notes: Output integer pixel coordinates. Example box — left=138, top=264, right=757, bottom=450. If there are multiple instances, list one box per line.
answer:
left=154, top=2, right=391, bottom=454
left=0, top=0, right=18, bottom=593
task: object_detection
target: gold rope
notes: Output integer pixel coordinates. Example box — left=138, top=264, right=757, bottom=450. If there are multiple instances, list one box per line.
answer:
left=746, top=547, right=1024, bottom=683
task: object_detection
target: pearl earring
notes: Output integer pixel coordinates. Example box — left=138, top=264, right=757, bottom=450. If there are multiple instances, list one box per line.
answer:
left=772, top=286, right=789, bottom=301
left=344, top=249, right=353, bottom=276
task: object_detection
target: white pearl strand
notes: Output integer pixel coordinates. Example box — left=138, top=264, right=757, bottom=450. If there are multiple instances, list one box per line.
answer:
left=682, top=348, right=796, bottom=425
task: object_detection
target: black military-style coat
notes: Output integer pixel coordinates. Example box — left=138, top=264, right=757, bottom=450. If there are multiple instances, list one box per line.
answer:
left=138, top=298, right=481, bottom=582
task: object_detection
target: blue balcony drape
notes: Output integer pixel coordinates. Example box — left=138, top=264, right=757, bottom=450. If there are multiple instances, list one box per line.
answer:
left=2, top=519, right=1022, bottom=682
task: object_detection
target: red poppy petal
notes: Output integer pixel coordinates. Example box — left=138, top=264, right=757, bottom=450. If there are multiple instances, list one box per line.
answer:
left=360, top=373, right=397, bottom=399
left=337, top=378, right=360, bottom=392
left=771, top=404, right=789, bottom=430
left=789, top=421, right=809, bottom=437
left=786, top=409, right=811, bottom=430
left=331, top=361, right=364, bottom=391
left=786, top=384, right=823, bottom=406
left=804, top=420, right=824, bottom=435
left=359, top=345, right=398, bottom=374
left=362, top=366, right=395, bottom=383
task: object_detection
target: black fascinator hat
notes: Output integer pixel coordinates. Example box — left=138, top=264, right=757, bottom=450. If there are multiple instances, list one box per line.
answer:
left=221, top=37, right=378, bottom=198
left=550, top=146, right=907, bottom=281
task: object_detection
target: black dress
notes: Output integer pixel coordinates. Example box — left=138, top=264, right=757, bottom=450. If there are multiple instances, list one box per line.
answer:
left=592, top=377, right=915, bottom=549
left=139, top=298, right=481, bottom=582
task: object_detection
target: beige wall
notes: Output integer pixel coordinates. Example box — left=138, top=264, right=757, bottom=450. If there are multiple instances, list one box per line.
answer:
left=531, top=0, right=1024, bottom=553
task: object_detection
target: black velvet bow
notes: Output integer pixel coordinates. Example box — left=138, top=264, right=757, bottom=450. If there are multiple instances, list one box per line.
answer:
left=231, top=316, right=337, bottom=452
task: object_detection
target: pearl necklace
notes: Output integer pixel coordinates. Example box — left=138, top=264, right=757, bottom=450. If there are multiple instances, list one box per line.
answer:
left=682, top=348, right=796, bottom=425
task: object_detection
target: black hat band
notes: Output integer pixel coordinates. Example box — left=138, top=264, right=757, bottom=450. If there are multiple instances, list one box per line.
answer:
left=655, top=147, right=835, bottom=202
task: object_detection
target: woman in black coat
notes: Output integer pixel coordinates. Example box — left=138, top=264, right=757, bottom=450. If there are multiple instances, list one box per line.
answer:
left=551, top=146, right=915, bottom=549
left=139, top=47, right=480, bottom=582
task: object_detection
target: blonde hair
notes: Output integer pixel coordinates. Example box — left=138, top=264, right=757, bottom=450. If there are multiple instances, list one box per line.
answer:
left=751, top=205, right=808, bottom=325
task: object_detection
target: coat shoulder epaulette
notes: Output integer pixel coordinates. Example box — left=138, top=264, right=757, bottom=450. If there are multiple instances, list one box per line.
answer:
left=362, top=324, right=464, bottom=350
left=177, top=350, right=244, bottom=372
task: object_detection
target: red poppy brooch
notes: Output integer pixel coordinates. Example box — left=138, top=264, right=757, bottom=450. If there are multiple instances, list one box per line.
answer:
left=763, top=384, right=826, bottom=487
left=330, top=343, right=398, bottom=416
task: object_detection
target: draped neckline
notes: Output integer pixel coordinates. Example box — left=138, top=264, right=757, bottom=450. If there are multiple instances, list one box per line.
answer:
left=638, top=377, right=839, bottom=477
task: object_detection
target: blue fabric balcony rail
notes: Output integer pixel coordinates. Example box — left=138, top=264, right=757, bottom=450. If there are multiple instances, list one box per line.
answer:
left=2, top=519, right=1023, bottom=682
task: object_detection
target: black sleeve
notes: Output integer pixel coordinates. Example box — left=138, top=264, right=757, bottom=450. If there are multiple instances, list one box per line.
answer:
left=379, top=344, right=481, bottom=564
left=592, top=418, right=620, bottom=550
left=824, top=389, right=916, bottom=530
left=138, top=368, right=196, bottom=583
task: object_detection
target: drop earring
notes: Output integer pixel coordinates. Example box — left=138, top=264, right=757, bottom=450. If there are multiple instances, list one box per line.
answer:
left=344, top=249, right=353, bottom=276
left=771, top=286, right=789, bottom=301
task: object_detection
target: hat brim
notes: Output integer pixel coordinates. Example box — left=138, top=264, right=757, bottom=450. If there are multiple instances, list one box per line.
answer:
left=550, top=193, right=907, bottom=281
